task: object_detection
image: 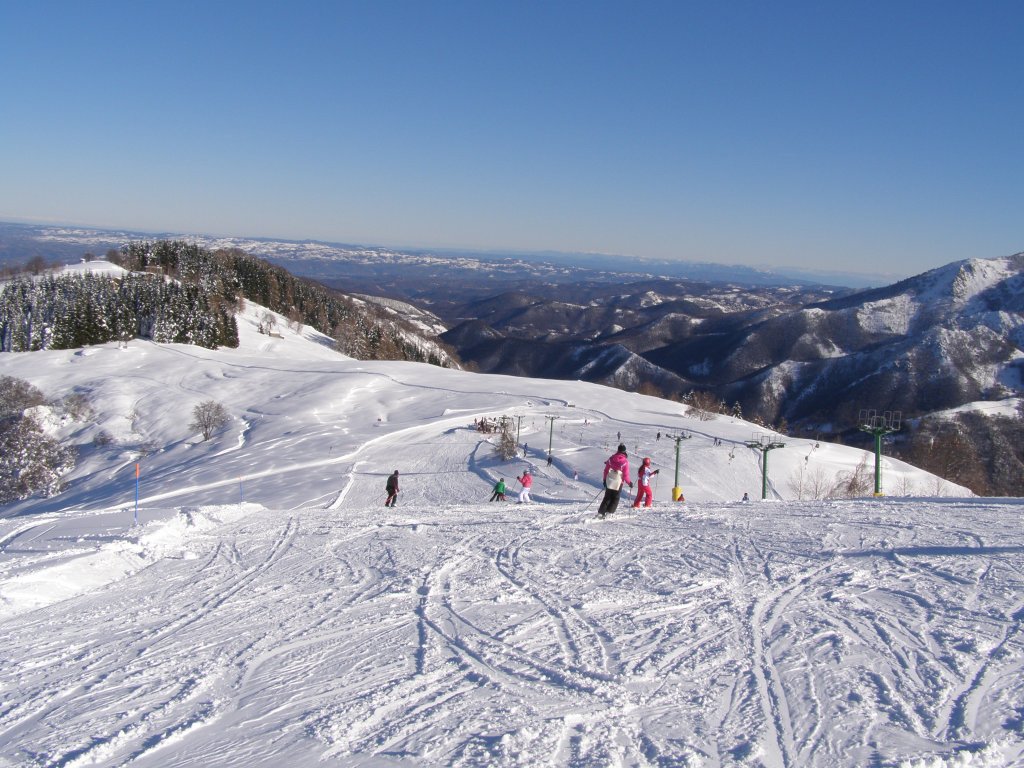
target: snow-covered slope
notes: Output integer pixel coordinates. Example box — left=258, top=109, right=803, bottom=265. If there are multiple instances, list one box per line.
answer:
left=1, top=303, right=1021, bottom=768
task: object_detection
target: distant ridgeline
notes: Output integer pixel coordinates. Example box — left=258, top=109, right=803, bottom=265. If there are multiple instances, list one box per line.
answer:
left=1, top=240, right=456, bottom=366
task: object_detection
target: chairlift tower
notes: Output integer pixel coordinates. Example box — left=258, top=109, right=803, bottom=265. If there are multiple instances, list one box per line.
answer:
left=745, top=432, right=786, bottom=500
left=545, top=415, right=559, bottom=464
left=858, top=409, right=901, bottom=497
left=512, top=414, right=524, bottom=448
left=665, top=432, right=692, bottom=501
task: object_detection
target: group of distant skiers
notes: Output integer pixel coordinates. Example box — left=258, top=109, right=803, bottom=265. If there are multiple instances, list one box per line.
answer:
left=383, top=444, right=756, bottom=510
left=487, top=443, right=660, bottom=517
left=385, top=441, right=668, bottom=518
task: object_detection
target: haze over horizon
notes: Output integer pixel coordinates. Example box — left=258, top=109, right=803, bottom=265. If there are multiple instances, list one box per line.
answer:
left=2, top=1, right=1021, bottom=279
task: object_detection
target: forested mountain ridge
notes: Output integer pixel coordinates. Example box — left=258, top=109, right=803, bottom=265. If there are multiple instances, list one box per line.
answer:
left=0, top=241, right=458, bottom=368
left=113, top=241, right=458, bottom=366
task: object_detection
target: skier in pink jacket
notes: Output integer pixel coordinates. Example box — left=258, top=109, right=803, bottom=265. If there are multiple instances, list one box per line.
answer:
left=516, top=469, right=533, bottom=503
left=597, top=444, right=632, bottom=518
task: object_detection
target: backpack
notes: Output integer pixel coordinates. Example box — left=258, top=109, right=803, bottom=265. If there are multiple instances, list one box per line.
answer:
left=605, top=468, right=623, bottom=490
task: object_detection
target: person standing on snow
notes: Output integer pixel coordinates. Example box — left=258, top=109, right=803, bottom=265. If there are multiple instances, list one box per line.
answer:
left=632, top=457, right=659, bottom=508
left=490, top=478, right=506, bottom=502
left=597, top=444, right=632, bottom=519
left=385, top=470, right=400, bottom=507
left=517, top=470, right=533, bottom=503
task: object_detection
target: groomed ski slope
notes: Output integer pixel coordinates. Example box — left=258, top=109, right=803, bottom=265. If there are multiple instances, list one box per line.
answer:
left=1, top=295, right=1022, bottom=767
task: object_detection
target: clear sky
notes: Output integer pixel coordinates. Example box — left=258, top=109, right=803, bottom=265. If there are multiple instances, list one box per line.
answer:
left=2, top=0, right=1021, bottom=278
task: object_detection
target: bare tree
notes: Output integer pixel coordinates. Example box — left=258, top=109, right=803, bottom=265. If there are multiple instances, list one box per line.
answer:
left=687, top=390, right=724, bottom=421
left=24, top=255, right=48, bottom=275
left=61, top=392, right=94, bottom=421
left=191, top=400, right=230, bottom=441
left=808, top=466, right=833, bottom=500
left=928, top=475, right=950, bottom=496
left=0, top=375, right=46, bottom=419
left=893, top=474, right=917, bottom=497
left=258, top=311, right=278, bottom=336
left=829, top=456, right=873, bottom=498
left=789, top=463, right=809, bottom=500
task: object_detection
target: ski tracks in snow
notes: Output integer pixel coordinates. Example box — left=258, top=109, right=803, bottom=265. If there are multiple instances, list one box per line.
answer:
left=0, top=512, right=301, bottom=767
left=2, top=501, right=1024, bottom=766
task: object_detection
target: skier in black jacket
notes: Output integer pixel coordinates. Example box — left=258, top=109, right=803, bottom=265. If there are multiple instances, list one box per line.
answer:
left=385, top=470, right=400, bottom=507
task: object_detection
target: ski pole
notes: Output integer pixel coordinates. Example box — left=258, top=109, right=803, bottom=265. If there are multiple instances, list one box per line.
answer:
left=582, top=487, right=603, bottom=512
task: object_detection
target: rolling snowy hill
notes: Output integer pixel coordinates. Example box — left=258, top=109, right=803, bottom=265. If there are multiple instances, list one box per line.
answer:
left=1, top=299, right=1022, bottom=767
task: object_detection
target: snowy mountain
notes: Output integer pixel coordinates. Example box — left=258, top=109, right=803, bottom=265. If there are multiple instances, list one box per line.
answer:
left=652, top=254, right=1024, bottom=426
left=5, top=295, right=1024, bottom=767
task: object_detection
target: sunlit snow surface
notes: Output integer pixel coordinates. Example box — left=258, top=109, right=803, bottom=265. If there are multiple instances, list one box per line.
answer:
left=0, top=293, right=1021, bottom=767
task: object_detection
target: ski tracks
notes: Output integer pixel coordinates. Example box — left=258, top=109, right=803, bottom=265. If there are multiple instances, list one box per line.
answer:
left=0, top=512, right=300, bottom=767
left=3, top=501, right=1023, bottom=767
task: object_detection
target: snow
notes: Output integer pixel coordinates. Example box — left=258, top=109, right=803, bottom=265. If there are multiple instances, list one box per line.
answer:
left=60, top=258, right=128, bottom=277
left=927, top=397, right=1022, bottom=421
left=857, top=295, right=913, bottom=336
left=953, top=258, right=1014, bottom=305
left=1, top=298, right=1022, bottom=767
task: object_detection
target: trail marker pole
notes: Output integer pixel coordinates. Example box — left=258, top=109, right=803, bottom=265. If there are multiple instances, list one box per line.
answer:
left=134, top=463, right=139, bottom=525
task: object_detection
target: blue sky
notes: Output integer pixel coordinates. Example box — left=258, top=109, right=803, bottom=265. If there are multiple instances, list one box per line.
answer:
left=2, top=1, right=1021, bottom=278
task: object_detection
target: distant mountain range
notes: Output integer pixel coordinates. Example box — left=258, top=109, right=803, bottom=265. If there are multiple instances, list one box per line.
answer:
left=0, top=220, right=892, bottom=288
left=2, top=220, right=1021, bottom=493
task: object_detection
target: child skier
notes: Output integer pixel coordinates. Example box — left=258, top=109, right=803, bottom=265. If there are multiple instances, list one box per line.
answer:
left=490, top=478, right=506, bottom=502
left=517, top=470, right=533, bottom=503
left=632, top=457, right=659, bottom=507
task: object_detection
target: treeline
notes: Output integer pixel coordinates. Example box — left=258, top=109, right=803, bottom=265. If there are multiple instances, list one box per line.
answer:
left=0, top=270, right=238, bottom=352
left=112, top=241, right=454, bottom=366
left=0, top=240, right=456, bottom=366
left=895, top=409, right=1024, bottom=496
